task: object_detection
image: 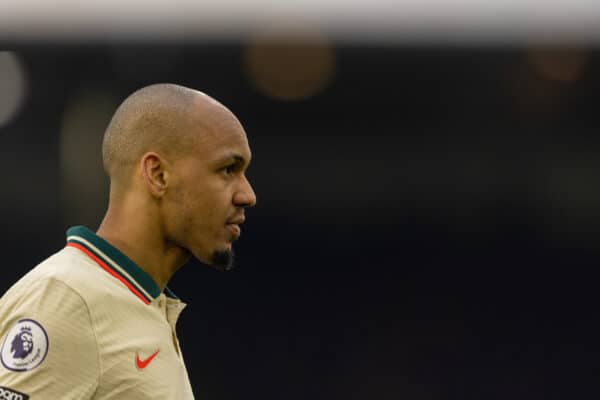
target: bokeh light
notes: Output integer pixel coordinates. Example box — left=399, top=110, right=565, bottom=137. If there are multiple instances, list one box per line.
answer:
left=0, top=51, right=27, bottom=128
left=509, top=46, right=588, bottom=113
left=527, top=46, right=588, bottom=83
left=243, top=28, right=336, bottom=101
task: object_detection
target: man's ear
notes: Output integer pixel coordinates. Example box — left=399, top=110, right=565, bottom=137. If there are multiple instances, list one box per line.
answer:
left=140, top=152, right=170, bottom=197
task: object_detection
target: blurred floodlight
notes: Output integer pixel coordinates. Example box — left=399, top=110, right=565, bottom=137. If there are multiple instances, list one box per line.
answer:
left=2, top=1, right=600, bottom=43
left=0, top=52, right=26, bottom=128
left=244, top=28, right=335, bottom=101
left=59, top=88, right=118, bottom=226
left=510, top=46, right=587, bottom=113
left=528, top=47, right=588, bottom=83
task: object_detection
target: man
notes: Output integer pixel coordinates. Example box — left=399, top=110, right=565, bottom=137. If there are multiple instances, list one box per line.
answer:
left=0, top=83, right=257, bottom=399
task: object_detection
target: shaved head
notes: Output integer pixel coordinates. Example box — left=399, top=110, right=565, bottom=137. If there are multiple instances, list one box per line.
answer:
left=98, top=82, right=255, bottom=274
left=103, top=83, right=207, bottom=187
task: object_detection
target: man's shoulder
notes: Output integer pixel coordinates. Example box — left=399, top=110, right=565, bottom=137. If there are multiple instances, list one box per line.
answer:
left=1, top=247, right=107, bottom=307
left=22, top=246, right=97, bottom=283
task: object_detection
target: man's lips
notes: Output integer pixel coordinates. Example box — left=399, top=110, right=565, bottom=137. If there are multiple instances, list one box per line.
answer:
left=226, top=216, right=245, bottom=237
left=227, top=216, right=245, bottom=225
left=226, top=223, right=241, bottom=237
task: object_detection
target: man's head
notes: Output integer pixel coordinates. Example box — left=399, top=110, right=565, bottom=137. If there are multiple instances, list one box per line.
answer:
left=102, top=83, right=256, bottom=270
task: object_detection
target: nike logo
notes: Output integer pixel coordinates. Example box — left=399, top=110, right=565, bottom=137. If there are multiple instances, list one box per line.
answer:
left=136, top=349, right=160, bottom=370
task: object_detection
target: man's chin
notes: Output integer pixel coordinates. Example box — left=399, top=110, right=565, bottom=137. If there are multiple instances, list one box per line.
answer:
left=208, top=248, right=235, bottom=272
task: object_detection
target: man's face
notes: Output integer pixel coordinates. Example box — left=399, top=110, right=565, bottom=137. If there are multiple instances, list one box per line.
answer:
left=165, top=109, right=256, bottom=270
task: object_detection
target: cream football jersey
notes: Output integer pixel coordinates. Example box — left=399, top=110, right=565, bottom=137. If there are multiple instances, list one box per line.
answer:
left=0, top=226, right=195, bottom=399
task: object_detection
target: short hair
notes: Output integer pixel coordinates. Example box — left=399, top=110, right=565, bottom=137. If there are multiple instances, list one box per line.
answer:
left=102, top=83, right=200, bottom=184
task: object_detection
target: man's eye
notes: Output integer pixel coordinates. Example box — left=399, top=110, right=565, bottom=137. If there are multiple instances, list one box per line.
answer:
left=223, top=165, right=235, bottom=175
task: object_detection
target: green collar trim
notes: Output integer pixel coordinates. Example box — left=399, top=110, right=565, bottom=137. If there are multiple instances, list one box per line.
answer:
left=66, top=225, right=167, bottom=304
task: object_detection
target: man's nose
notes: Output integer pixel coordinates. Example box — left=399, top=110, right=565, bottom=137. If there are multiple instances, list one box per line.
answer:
left=234, top=175, right=257, bottom=208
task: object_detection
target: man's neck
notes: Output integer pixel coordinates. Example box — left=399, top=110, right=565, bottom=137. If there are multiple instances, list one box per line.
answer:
left=96, top=204, right=188, bottom=292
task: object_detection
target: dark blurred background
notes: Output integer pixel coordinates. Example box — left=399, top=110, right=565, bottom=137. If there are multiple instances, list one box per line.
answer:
left=1, top=3, right=600, bottom=399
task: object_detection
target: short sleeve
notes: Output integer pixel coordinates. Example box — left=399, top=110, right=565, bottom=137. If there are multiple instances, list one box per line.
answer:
left=0, top=278, right=99, bottom=399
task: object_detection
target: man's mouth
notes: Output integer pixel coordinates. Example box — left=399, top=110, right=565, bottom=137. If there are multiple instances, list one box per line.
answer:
left=226, top=223, right=241, bottom=237
left=225, top=215, right=245, bottom=238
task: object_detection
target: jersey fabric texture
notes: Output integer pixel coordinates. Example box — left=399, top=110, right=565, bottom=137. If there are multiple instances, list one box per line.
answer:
left=0, top=226, right=195, bottom=399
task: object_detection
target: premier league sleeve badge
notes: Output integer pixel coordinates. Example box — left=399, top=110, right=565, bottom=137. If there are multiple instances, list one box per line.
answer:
left=0, top=319, right=49, bottom=372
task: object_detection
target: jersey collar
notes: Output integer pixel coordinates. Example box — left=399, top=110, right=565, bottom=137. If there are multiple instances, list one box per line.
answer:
left=66, top=225, right=177, bottom=305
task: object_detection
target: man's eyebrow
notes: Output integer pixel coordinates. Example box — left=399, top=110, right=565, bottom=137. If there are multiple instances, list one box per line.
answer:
left=218, top=154, right=249, bottom=166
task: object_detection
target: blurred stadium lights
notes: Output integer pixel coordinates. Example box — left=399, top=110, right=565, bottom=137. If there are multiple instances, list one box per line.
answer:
left=509, top=46, right=588, bottom=113
left=527, top=47, right=588, bottom=83
left=0, top=52, right=27, bottom=128
left=59, top=88, right=117, bottom=227
left=1, top=0, right=600, bottom=43
left=243, top=28, right=335, bottom=101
